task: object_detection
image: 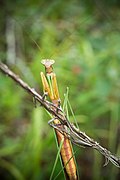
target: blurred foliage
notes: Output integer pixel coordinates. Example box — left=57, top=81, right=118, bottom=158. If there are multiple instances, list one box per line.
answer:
left=0, top=0, right=120, bottom=179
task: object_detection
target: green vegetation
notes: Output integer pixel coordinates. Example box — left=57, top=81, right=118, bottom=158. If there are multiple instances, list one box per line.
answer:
left=0, top=0, right=120, bottom=179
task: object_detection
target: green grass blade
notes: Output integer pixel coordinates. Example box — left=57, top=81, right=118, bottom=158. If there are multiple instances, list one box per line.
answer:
left=63, top=87, right=69, bottom=119
left=63, top=87, right=79, bottom=129
left=49, top=137, right=64, bottom=180
left=53, top=129, right=66, bottom=180
left=67, top=99, right=79, bottom=129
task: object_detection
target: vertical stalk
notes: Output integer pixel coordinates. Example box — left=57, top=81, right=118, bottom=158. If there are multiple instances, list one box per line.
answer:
left=41, top=59, right=78, bottom=180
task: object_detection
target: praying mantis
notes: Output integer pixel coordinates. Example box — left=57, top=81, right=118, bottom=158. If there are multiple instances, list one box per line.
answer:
left=40, top=59, right=78, bottom=180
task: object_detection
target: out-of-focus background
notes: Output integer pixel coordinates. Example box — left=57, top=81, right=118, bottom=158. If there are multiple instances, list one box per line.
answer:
left=0, top=0, right=120, bottom=179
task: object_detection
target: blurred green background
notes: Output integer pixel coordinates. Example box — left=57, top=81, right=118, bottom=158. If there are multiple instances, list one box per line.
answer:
left=0, top=0, right=120, bottom=179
